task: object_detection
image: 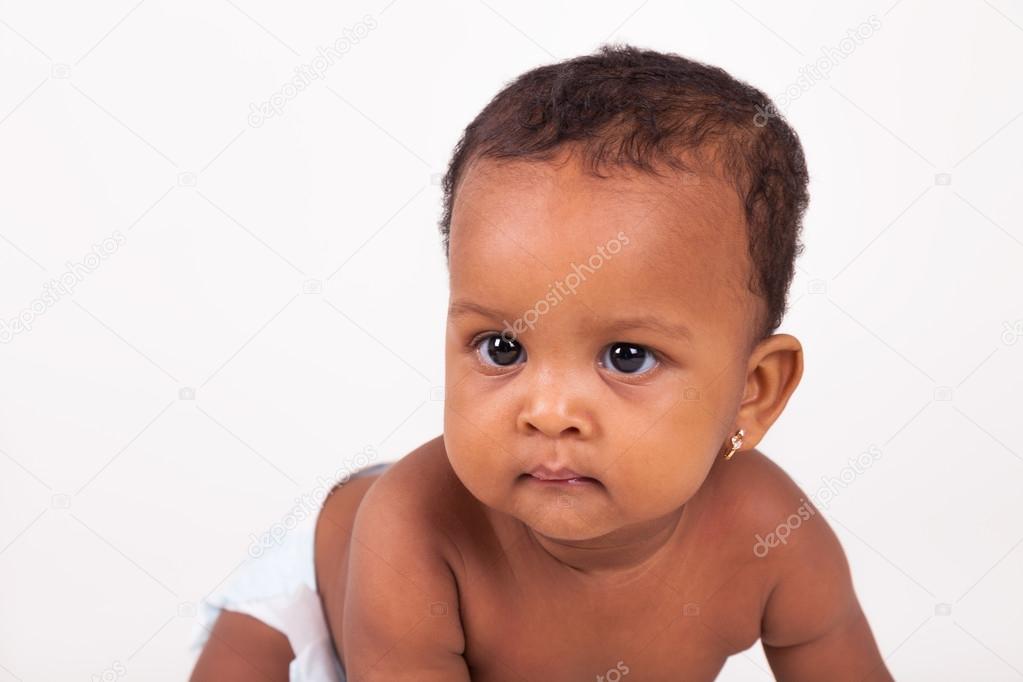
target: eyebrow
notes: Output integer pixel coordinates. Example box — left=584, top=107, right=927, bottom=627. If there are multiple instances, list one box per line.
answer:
left=602, top=315, right=694, bottom=342
left=448, top=300, right=512, bottom=321
left=448, top=299, right=694, bottom=342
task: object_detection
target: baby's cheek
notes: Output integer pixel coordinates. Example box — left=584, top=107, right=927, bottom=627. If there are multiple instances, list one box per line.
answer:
left=606, top=412, right=721, bottom=506
left=606, top=454, right=707, bottom=520
left=666, top=385, right=733, bottom=454
left=442, top=408, right=508, bottom=501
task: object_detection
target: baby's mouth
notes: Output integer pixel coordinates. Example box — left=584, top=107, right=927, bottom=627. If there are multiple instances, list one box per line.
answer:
left=521, top=465, right=600, bottom=486
left=525, top=475, right=599, bottom=486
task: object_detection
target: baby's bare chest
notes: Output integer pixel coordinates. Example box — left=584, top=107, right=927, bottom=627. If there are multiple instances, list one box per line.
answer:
left=454, top=554, right=767, bottom=681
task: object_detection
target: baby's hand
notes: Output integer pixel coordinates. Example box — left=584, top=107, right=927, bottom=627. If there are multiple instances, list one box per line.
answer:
left=341, top=467, right=470, bottom=680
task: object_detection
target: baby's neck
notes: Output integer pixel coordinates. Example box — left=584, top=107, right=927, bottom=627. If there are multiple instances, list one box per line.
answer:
left=522, top=504, right=687, bottom=582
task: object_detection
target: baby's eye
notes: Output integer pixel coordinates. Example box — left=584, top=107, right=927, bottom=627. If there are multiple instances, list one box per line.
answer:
left=599, top=342, right=658, bottom=375
left=475, top=334, right=526, bottom=367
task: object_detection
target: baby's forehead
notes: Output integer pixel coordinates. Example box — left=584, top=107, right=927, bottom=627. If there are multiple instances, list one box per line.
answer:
left=448, top=155, right=755, bottom=335
left=451, top=155, right=749, bottom=281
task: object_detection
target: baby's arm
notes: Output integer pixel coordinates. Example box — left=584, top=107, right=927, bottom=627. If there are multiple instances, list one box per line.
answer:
left=341, top=470, right=470, bottom=681
left=189, top=610, right=292, bottom=681
left=759, top=509, right=892, bottom=681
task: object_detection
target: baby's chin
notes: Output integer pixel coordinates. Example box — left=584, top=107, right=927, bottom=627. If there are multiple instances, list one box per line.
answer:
left=507, top=480, right=706, bottom=547
left=503, top=478, right=632, bottom=542
left=445, top=469, right=605, bottom=539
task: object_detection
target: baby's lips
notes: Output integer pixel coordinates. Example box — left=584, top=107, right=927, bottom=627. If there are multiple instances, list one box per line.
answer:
left=526, top=463, right=599, bottom=482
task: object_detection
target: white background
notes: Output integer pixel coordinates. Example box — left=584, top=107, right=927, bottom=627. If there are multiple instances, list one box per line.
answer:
left=1, top=1, right=1022, bottom=680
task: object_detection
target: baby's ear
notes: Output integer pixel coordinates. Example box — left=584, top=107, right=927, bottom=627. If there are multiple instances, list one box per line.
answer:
left=734, top=333, right=804, bottom=451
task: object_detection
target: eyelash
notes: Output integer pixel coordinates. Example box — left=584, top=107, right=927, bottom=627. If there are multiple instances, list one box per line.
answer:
left=466, top=332, right=663, bottom=380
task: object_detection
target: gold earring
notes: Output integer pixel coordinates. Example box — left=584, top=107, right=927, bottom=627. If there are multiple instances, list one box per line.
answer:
left=723, top=428, right=745, bottom=460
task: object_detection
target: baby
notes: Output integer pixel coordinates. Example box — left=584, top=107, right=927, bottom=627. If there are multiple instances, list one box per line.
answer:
left=193, top=44, right=891, bottom=681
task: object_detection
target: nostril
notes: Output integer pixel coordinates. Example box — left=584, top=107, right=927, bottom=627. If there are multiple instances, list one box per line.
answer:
left=525, top=422, right=580, bottom=437
left=518, top=406, right=590, bottom=439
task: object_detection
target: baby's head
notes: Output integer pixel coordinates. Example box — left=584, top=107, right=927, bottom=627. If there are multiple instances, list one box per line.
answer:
left=439, top=45, right=809, bottom=542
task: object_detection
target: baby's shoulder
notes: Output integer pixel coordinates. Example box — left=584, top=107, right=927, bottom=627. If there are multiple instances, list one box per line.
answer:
left=358, top=435, right=477, bottom=562
left=703, top=449, right=857, bottom=646
left=372, top=434, right=474, bottom=512
left=701, top=448, right=841, bottom=569
left=706, top=447, right=820, bottom=539
left=341, top=437, right=472, bottom=673
left=682, top=450, right=831, bottom=594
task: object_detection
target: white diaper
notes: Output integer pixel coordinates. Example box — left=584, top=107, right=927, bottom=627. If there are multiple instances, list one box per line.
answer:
left=191, top=462, right=393, bottom=681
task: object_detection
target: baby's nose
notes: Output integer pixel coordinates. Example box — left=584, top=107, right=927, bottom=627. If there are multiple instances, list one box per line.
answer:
left=515, top=372, right=593, bottom=439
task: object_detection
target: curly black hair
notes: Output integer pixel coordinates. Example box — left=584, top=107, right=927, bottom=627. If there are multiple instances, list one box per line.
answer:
left=438, top=43, right=809, bottom=341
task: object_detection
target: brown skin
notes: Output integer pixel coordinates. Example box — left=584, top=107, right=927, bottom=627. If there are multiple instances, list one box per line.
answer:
left=192, top=146, right=892, bottom=681
left=189, top=609, right=293, bottom=681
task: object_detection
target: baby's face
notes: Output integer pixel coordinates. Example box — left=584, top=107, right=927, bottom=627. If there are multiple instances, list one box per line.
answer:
left=443, top=148, right=762, bottom=542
